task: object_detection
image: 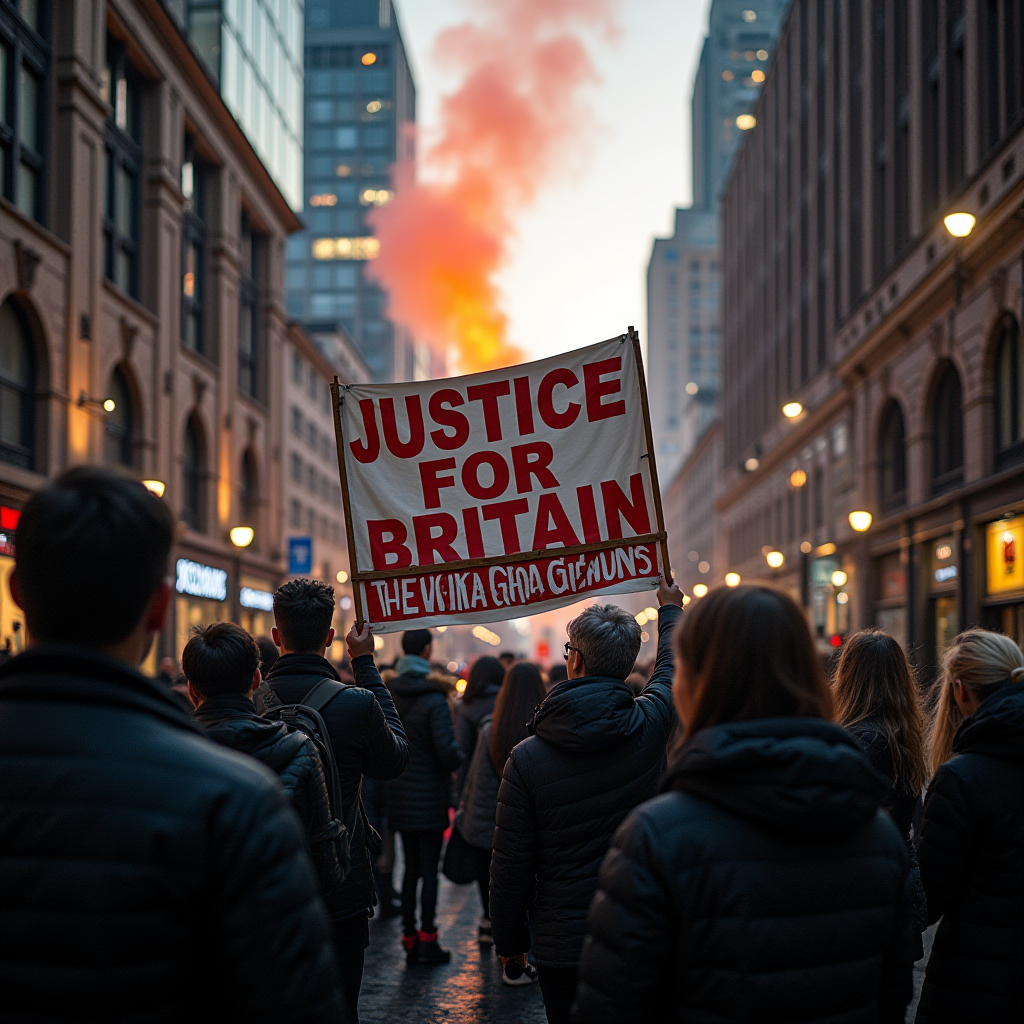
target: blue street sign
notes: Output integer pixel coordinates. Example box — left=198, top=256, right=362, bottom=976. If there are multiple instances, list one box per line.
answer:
left=288, top=536, right=313, bottom=575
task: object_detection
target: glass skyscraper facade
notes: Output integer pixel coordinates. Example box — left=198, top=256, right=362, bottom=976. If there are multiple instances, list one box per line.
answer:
left=167, top=0, right=305, bottom=212
left=285, top=0, right=416, bottom=382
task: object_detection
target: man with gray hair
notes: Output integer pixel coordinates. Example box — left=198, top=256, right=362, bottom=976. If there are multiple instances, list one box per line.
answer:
left=490, top=577, right=683, bottom=1022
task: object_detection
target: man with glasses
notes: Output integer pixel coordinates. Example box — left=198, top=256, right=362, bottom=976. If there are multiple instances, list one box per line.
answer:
left=490, top=577, right=684, bottom=1024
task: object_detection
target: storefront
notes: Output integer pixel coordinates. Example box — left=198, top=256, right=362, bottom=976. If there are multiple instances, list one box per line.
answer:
left=0, top=505, right=24, bottom=656
left=982, top=516, right=1024, bottom=647
left=174, top=556, right=230, bottom=658
left=928, top=534, right=960, bottom=661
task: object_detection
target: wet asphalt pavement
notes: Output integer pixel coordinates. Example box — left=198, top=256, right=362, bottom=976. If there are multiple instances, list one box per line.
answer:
left=359, top=876, right=547, bottom=1024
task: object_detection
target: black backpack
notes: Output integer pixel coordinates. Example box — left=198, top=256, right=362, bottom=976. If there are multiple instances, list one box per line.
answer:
left=255, top=679, right=352, bottom=885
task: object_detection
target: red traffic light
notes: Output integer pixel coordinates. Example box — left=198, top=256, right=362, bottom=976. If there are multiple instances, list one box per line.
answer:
left=830, top=635, right=843, bottom=648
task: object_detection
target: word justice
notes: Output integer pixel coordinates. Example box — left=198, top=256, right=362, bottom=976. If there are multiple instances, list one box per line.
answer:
left=365, top=542, right=659, bottom=623
left=348, top=355, right=628, bottom=465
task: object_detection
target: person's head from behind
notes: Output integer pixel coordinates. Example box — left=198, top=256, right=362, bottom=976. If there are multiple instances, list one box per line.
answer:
left=255, top=635, right=279, bottom=674
left=674, top=585, right=831, bottom=739
left=272, top=578, right=335, bottom=655
left=13, top=467, right=175, bottom=664
left=833, top=628, right=927, bottom=794
left=546, top=662, right=568, bottom=690
left=499, top=651, right=516, bottom=670
left=159, top=656, right=179, bottom=679
left=490, top=661, right=547, bottom=773
left=182, top=622, right=261, bottom=707
left=928, top=628, right=1024, bottom=772
left=565, top=604, right=642, bottom=681
left=402, top=628, right=432, bottom=661
left=463, top=655, right=504, bottom=703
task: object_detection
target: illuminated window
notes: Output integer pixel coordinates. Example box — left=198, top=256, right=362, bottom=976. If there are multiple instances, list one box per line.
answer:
left=309, top=193, right=337, bottom=207
left=366, top=100, right=382, bottom=113
left=311, top=237, right=381, bottom=261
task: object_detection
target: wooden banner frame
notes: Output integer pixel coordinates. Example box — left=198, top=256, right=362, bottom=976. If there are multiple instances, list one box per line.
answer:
left=330, top=328, right=672, bottom=631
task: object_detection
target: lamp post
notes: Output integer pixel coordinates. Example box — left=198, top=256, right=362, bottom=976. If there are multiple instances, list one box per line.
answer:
left=943, top=211, right=976, bottom=306
left=229, top=526, right=254, bottom=624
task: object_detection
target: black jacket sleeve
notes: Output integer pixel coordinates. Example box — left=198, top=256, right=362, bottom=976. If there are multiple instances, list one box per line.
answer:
left=207, top=775, right=342, bottom=1022
left=573, top=806, right=675, bottom=1023
left=351, top=654, right=410, bottom=781
left=916, top=761, right=974, bottom=925
left=429, top=695, right=464, bottom=774
left=635, top=604, right=680, bottom=735
left=489, top=751, right=538, bottom=958
left=875, top=853, right=917, bottom=1024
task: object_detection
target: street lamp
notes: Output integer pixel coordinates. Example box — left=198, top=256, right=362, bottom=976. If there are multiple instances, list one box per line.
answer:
left=782, top=401, right=803, bottom=419
left=725, top=572, right=741, bottom=587
left=229, top=526, right=254, bottom=623
left=692, top=583, right=708, bottom=598
left=831, top=569, right=848, bottom=588
left=848, top=510, right=873, bottom=532
left=943, top=211, right=976, bottom=306
left=766, top=550, right=785, bottom=569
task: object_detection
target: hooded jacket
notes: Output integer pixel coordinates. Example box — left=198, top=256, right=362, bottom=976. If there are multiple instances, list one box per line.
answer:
left=489, top=604, right=680, bottom=968
left=266, top=652, right=408, bottom=925
left=0, top=645, right=341, bottom=1023
left=386, top=666, right=463, bottom=832
left=915, top=680, right=1024, bottom=1024
left=194, top=694, right=344, bottom=898
left=573, top=717, right=916, bottom=1024
left=455, top=681, right=502, bottom=794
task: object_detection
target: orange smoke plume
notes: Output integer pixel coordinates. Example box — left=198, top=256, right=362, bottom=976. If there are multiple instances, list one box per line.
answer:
left=368, top=0, right=618, bottom=374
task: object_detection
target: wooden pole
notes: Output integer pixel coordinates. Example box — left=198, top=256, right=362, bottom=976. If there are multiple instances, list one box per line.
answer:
left=331, top=377, right=366, bottom=631
left=629, top=326, right=673, bottom=583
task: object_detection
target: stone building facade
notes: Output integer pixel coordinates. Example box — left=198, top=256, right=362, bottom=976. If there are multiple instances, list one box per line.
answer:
left=719, top=0, right=1024, bottom=670
left=0, top=0, right=304, bottom=663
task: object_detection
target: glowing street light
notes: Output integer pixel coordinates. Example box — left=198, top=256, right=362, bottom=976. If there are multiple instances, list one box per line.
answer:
left=229, top=526, right=254, bottom=548
left=782, top=401, right=803, bottom=419
left=336, top=570, right=349, bottom=584
left=725, top=572, right=741, bottom=587
left=849, top=510, right=873, bottom=532
left=766, top=550, right=785, bottom=569
left=692, top=583, right=708, bottom=598
left=831, top=570, right=849, bottom=587
left=943, top=212, right=976, bottom=238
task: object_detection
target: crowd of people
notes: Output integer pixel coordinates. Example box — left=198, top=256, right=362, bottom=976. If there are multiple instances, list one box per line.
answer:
left=0, top=467, right=1021, bottom=1024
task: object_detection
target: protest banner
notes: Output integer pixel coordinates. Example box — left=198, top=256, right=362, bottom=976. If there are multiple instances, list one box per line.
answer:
left=331, top=327, right=670, bottom=632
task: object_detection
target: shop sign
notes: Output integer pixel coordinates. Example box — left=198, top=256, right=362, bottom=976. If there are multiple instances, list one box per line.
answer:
left=288, top=536, right=313, bottom=575
left=986, top=519, right=1024, bottom=595
left=175, top=558, right=227, bottom=601
left=931, top=537, right=958, bottom=586
left=239, top=587, right=274, bottom=611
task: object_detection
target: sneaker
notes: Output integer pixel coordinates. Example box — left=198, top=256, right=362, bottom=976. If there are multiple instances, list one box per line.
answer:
left=401, top=933, right=419, bottom=964
left=415, top=930, right=451, bottom=964
left=502, top=959, right=538, bottom=986
left=477, top=915, right=493, bottom=944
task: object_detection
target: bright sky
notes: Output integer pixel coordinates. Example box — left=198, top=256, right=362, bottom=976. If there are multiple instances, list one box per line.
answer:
left=396, top=0, right=709, bottom=361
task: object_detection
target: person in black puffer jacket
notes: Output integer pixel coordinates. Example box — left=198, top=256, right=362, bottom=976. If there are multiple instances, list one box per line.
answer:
left=186, top=622, right=345, bottom=899
left=0, top=468, right=340, bottom=1023
left=574, top=586, right=916, bottom=1024
left=265, top=579, right=409, bottom=1024
left=490, top=580, right=682, bottom=1024
left=916, top=628, right=1024, bottom=1024
left=455, top=655, right=505, bottom=794
left=832, top=629, right=930, bottom=944
left=386, top=629, right=463, bottom=964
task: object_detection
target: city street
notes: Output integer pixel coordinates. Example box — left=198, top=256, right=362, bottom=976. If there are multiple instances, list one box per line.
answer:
left=361, top=878, right=546, bottom=1024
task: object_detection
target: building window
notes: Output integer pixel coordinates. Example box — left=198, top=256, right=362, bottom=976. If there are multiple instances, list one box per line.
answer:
left=0, top=1, right=48, bottom=222
left=103, top=365, right=135, bottom=468
left=0, top=297, right=34, bottom=469
left=932, top=364, right=964, bottom=494
left=292, top=350, right=303, bottom=383
left=102, top=37, right=141, bottom=297
left=878, top=400, right=907, bottom=511
left=995, top=314, right=1024, bottom=468
left=290, top=498, right=302, bottom=528
left=291, top=451, right=302, bottom=483
left=182, top=414, right=206, bottom=532
left=181, top=139, right=206, bottom=354
left=238, top=213, right=260, bottom=398
left=291, top=406, right=302, bottom=436
left=240, top=449, right=258, bottom=543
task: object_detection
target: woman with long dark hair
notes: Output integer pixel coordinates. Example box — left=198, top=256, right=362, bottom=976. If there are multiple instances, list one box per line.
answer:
left=915, top=629, right=1024, bottom=1024
left=574, top=585, right=916, bottom=1023
left=455, top=655, right=505, bottom=792
left=457, top=661, right=546, bottom=977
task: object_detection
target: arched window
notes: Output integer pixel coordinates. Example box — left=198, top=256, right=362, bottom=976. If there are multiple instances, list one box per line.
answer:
left=878, top=401, right=907, bottom=511
left=182, top=415, right=206, bottom=532
left=995, top=315, right=1024, bottom=468
left=103, top=366, right=135, bottom=467
left=240, top=449, right=258, bottom=541
left=932, top=364, right=964, bottom=494
left=0, top=299, right=35, bottom=469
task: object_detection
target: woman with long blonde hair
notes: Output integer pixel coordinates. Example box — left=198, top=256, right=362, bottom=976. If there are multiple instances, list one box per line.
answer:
left=916, top=628, right=1024, bottom=1024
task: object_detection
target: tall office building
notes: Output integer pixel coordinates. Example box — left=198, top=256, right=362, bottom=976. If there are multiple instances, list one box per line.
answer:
left=647, top=0, right=788, bottom=480
left=166, top=1, right=305, bottom=211
left=284, top=0, right=418, bottom=382
left=691, top=0, right=789, bottom=211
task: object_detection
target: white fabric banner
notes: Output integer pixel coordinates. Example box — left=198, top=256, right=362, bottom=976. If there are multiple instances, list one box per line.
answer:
left=336, top=334, right=666, bottom=632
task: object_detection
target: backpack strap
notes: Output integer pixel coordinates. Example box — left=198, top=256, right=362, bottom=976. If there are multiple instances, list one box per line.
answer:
left=301, top=677, right=346, bottom=712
